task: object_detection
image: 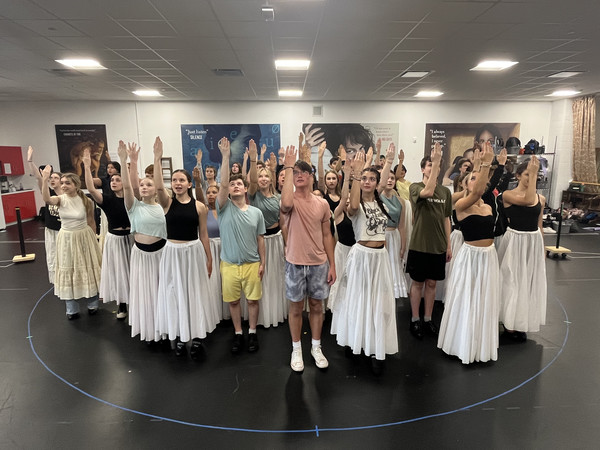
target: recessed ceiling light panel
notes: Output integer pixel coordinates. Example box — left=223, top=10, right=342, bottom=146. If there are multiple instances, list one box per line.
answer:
left=401, top=71, right=430, bottom=78
left=471, top=60, right=518, bottom=71
left=133, top=90, right=163, bottom=97
left=275, top=59, right=310, bottom=70
left=278, top=90, right=303, bottom=97
left=415, top=91, right=443, bottom=98
left=56, top=59, right=105, bottom=69
left=548, top=71, right=583, bottom=78
left=546, top=90, right=581, bottom=97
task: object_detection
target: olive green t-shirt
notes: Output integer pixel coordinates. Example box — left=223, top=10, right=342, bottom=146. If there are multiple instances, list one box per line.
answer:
left=409, top=182, right=452, bottom=254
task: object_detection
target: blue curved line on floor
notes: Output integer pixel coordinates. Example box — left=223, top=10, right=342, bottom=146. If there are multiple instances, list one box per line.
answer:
left=28, top=288, right=568, bottom=435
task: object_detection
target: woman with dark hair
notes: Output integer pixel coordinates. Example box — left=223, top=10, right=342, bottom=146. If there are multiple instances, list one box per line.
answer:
left=117, top=141, right=167, bottom=343
left=438, top=143, right=500, bottom=363
left=84, top=148, right=132, bottom=320
left=474, top=124, right=503, bottom=149
left=42, top=168, right=102, bottom=319
left=230, top=162, right=242, bottom=175
left=153, top=137, right=217, bottom=358
left=497, top=157, right=546, bottom=342
left=331, top=149, right=397, bottom=375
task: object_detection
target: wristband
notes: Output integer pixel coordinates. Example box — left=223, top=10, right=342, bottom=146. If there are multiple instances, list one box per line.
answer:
left=353, top=176, right=361, bottom=181
left=481, top=163, right=491, bottom=168
left=283, top=166, right=294, bottom=170
left=250, top=160, right=257, bottom=163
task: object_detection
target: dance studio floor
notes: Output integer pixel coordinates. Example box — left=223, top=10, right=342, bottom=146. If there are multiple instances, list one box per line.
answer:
left=1, top=220, right=599, bottom=449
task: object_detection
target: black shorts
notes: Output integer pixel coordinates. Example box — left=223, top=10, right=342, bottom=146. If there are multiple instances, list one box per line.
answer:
left=406, top=250, right=447, bottom=282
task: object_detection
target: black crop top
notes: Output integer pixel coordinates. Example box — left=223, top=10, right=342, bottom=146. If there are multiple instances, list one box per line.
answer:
left=165, top=198, right=199, bottom=240
left=459, top=214, right=495, bottom=241
left=504, top=197, right=541, bottom=232
left=336, top=212, right=356, bottom=247
left=99, top=195, right=131, bottom=233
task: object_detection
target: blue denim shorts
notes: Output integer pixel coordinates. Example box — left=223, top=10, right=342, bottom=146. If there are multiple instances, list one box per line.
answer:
left=285, top=261, right=330, bottom=302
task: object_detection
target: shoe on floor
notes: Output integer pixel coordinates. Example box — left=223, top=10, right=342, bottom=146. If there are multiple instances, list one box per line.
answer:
left=67, top=313, right=80, bottom=320
left=371, top=357, right=384, bottom=376
left=190, top=338, right=205, bottom=360
left=410, top=319, right=424, bottom=339
left=175, top=341, right=187, bottom=357
left=311, top=346, right=329, bottom=369
left=116, top=303, right=127, bottom=320
left=231, top=334, right=244, bottom=354
left=424, top=320, right=438, bottom=336
left=290, top=348, right=304, bottom=372
left=247, top=333, right=259, bottom=353
left=87, top=308, right=98, bottom=316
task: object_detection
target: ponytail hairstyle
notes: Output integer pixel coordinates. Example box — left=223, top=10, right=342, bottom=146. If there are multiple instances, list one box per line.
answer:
left=171, top=169, right=194, bottom=199
left=359, top=167, right=391, bottom=221
left=61, top=173, right=94, bottom=219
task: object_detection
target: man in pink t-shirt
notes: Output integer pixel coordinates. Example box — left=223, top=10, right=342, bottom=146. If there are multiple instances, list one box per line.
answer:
left=280, top=146, right=336, bottom=372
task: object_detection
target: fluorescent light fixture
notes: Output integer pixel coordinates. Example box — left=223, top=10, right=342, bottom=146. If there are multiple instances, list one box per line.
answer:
left=548, top=71, right=583, bottom=78
left=133, top=90, right=163, bottom=97
left=401, top=71, right=430, bottom=78
left=547, top=90, right=581, bottom=97
left=275, top=59, right=310, bottom=70
left=261, top=6, right=274, bottom=21
left=470, top=60, right=518, bottom=71
left=415, top=91, right=443, bottom=98
left=55, top=59, right=105, bottom=69
left=278, top=89, right=303, bottom=97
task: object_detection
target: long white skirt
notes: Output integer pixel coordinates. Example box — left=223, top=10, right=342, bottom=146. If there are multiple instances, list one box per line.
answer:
left=403, top=199, right=413, bottom=252
left=439, top=229, right=464, bottom=303
left=331, top=245, right=398, bottom=360
left=45, top=227, right=59, bottom=284
left=129, top=244, right=163, bottom=342
left=385, top=229, right=408, bottom=298
left=327, top=242, right=352, bottom=311
left=257, top=231, right=287, bottom=327
left=156, top=240, right=219, bottom=342
left=497, top=228, right=547, bottom=332
left=54, top=226, right=102, bottom=300
left=100, top=232, right=133, bottom=304
left=437, top=243, right=500, bottom=364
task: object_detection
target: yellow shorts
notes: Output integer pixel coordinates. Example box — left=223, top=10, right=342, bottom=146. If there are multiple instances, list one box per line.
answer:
left=220, top=260, right=262, bottom=303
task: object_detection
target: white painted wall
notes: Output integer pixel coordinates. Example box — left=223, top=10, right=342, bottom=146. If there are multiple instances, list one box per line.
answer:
left=0, top=99, right=569, bottom=210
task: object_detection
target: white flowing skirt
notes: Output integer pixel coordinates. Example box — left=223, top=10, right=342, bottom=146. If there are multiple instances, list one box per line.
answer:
left=385, top=229, right=408, bottom=298
left=257, top=232, right=287, bottom=327
left=439, top=229, right=464, bottom=303
left=54, top=226, right=102, bottom=300
left=331, top=245, right=398, bottom=360
left=497, top=228, right=547, bottom=332
left=437, top=243, right=500, bottom=364
left=129, top=244, right=163, bottom=342
left=156, top=240, right=219, bottom=342
left=100, top=232, right=133, bottom=304
left=45, top=227, right=59, bottom=284
left=327, top=242, right=352, bottom=311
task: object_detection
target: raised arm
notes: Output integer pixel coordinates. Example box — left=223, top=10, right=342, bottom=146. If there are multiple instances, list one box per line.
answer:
left=377, top=142, right=396, bottom=193
left=347, top=150, right=366, bottom=217
left=420, top=142, right=442, bottom=198
left=216, top=137, right=231, bottom=209
left=279, top=146, right=297, bottom=214
left=194, top=149, right=207, bottom=193
left=265, top=152, right=278, bottom=189
left=117, top=141, right=135, bottom=210
left=247, top=139, right=259, bottom=196
left=334, top=154, right=352, bottom=221
left=317, top=140, right=327, bottom=192
left=127, top=142, right=141, bottom=200
left=260, top=143, right=267, bottom=162
left=394, top=148, right=405, bottom=180
left=375, top=138, right=382, bottom=165
left=503, top=156, right=540, bottom=206
left=83, top=148, right=103, bottom=204
left=153, top=137, right=171, bottom=210
left=41, top=166, right=60, bottom=206
left=27, top=146, right=43, bottom=191
left=242, top=148, right=249, bottom=179
left=192, top=168, right=206, bottom=204
left=455, top=142, right=494, bottom=213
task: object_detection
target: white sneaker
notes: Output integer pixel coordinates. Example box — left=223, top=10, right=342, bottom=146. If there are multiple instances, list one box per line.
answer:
left=290, top=348, right=304, bottom=372
left=311, top=346, right=329, bottom=369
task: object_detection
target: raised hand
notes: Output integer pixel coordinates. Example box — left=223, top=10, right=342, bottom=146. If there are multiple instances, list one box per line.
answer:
left=266, top=152, right=277, bottom=171
left=472, top=147, right=482, bottom=172
left=248, top=139, right=258, bottom=161
left=218, top=137, right=230, bottom=158
left=260, top=143, right=267, bottom=160
left=364, top=146, right=374, bottom=167
left=278, top=147, right=285, bottom=165
left=338, top=145, right=347, bottom=162
left=153, top=136, right=163, bottom=159
left=127, top=142, right=140, bottom=163
left=283, top=145, right=297, bottom=168
left=41, top=165, right=52, bottom=180
left=82, top=147, right=91, bottom=168
left=195, top=149, right=203, bottom=165
left=481, top=141, right=494, bottom=165
left=398, top=148, right=404, bottom=165
left=528, top=155, right=539, bottom=176
left=431, top=142, right=442, bottom=165
left=27, top=146, right=34, bottom=162
left=385, top=142, right=396, bottom=165
left=375, top=138, right=382, bottom=154
left=192, top=167, right=201, bottom=182
left=497, top=147, right=508, bottom=166
left=318, top=141, right=327, bottom=158
left=351, top=150, right=366, bottom=173
left=117, top=140, right=128, bottom=161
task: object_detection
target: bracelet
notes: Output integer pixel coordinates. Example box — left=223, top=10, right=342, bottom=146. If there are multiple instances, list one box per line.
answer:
left=352, top=176, right=361, bottom=181
left=250, top=160, right=257, bottom=163
left=481, top=163, right=491, bottom=167
left=283, top=166, right=294, bottom=170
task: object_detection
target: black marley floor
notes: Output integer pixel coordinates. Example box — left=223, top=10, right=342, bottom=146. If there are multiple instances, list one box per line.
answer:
left=1, top=220, right=600, bottom=449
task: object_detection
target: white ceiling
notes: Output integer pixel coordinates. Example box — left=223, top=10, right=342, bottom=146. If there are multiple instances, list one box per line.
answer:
left=0, top=0, right=598, bottom=102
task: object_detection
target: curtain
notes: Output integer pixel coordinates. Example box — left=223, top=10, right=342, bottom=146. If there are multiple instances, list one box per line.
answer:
left=572, top=95, right=598, bottom=193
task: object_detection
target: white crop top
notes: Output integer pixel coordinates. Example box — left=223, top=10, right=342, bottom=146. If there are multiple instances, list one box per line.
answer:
left=127, top=198, right=167, bottom=239
left=58, top=194, right=87, bottom=231
left=350, top=201, right=388, bottom=242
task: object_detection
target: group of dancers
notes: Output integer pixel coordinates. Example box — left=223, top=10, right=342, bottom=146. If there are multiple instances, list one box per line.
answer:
left=28, top=132, right=547, bottom=374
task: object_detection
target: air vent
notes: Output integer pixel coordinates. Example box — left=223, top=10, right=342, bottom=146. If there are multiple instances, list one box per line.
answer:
left=312, top=105, right=323, bottom=117
left=212, top=69, right=244, bottom=77
left=46, top=68, right=81, bottom=77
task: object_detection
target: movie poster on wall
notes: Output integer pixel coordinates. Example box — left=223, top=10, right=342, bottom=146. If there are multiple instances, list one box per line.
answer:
left=180, top=124, right=281, bottom=177
left=301, top=123, right=399, bottom=168
left=55, top=124, right=109, bottom=188
left=424, top=122, right=520, bottom=182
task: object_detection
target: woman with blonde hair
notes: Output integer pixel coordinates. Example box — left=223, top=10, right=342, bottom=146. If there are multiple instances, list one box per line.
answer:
left=42, top=169, right=102, bottom=319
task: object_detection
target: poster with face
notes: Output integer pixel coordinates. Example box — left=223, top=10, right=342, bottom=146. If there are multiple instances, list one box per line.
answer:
left=424, top=123, right=520, bottom=183
left=301, top=123, right=399, bottom=169
left=180, top=124, right=281, bottom=180
left=55, top=124, right=109, bottom=188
